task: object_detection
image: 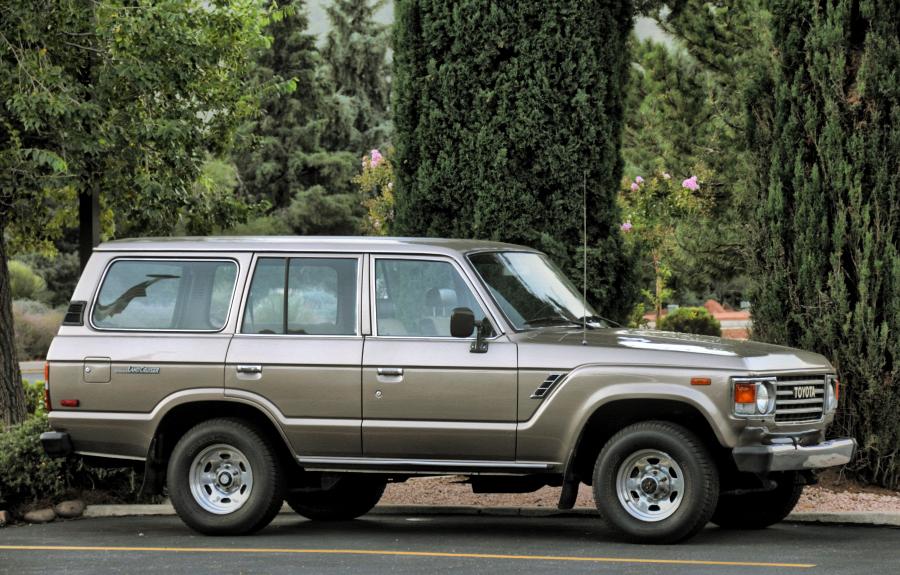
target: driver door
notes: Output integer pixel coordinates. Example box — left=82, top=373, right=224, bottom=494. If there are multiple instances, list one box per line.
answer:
left=361, top=256, right=518, bottom=461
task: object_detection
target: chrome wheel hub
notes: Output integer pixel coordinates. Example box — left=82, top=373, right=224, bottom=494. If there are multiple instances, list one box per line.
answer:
left=616, top=449, right=685, bottom=522
left=190, top=444, right=253, bottom=515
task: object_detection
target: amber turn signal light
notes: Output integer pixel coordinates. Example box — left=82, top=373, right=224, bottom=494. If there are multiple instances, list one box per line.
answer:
left=691, top=377, right=711, bottom=386
left=734, top=382, right=757, bottom=404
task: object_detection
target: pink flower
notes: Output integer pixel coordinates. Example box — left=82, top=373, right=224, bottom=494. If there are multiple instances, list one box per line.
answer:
left=635, top=176, right=644, bottom=184
left=663, top=172, right=671, bottom=179
left=620, top=221, right=633, bottom=233
left=630, top=182, right=639, bottom=192
left=682, top=175, right=699, bottom=191
left=370, top=149, right=383, bottom=167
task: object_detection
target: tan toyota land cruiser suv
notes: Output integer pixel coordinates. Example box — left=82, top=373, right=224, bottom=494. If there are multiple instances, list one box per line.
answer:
left=40, top=237, right=855, bottom=543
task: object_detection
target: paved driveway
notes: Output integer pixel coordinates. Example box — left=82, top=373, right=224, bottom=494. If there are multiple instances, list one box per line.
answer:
left=1, top=514, right=897, bottom=575
left=19, top=361, right=44, bottom=385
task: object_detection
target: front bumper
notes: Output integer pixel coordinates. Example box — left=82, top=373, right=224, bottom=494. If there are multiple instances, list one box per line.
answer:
left=40, top=431, right=73, bottom=458
left=732, top=438, right=857, bottom=473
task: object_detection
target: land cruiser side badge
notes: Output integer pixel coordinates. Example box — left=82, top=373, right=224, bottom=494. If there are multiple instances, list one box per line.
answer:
left=115, top=366, right=161, bottom=375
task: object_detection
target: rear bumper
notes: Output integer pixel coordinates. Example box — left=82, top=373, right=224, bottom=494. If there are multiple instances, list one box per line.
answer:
left=732, top=437, right=857, bottom=473
left=40, top=431, right=73, bottom=458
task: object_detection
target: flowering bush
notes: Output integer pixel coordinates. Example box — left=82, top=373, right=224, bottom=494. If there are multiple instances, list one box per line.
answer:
left=618, top=169, right=713, bottom=322
left=354, top=148, right=395, bottom=235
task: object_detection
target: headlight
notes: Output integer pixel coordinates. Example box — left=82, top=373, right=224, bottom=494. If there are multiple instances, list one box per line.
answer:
left=756, top=383, right=771, bottom=414
left=826, top=376, right=839, bottom=412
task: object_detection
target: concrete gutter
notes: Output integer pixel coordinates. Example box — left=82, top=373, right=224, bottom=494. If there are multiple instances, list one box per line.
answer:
left=82, top=503, right=900, bottom=527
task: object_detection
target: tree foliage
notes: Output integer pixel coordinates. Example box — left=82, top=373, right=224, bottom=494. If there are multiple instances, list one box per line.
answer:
left=234, top=0, right=362, bottom=235
left=747, top=0, right=900, bottom=487
left=0, top=0, right=278, bottom=425
left=323, top=0, right=392, bottom=153
left=628, top=1, right=773, bottom=305
left=393, top=0, right=637, bottom=321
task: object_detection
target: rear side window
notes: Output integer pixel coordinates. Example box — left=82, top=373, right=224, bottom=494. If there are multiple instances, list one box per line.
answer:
left=241, top=257, right=358, bottom=336
left=92, top=260, right=237, bottom=331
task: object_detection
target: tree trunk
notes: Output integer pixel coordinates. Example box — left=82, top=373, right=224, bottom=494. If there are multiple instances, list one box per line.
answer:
left=0, top=227, right=27, bottom=427
left=653, top=252, right=663, bottom=325
left=79, top=187, right=100, bottom=270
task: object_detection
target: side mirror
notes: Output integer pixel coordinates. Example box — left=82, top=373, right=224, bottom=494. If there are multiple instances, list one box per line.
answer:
left=450, top=307, right=489, bottom=353
left=450, top=307, right=476, bottom=338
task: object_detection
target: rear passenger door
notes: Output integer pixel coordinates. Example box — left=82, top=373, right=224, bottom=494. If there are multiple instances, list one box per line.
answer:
left=225, top=254, right=363, bottom=457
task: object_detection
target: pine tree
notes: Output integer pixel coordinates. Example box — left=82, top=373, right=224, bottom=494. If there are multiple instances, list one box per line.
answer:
left=323, top=0, right=392, bottom=153
left=235, top=1, right=361, bottom=233
left=748, top=0, right=900, bottom=487
left=392, top=0, right=637, bottom=321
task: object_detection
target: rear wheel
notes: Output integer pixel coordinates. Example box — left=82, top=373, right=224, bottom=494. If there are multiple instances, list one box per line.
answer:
left=167, top=418, right=284, bottom=535
left=286, top=474, right=387, bottom=521
left=711, top=472, right=803, bottom=529
left=593, top=421, right=719, bottom=544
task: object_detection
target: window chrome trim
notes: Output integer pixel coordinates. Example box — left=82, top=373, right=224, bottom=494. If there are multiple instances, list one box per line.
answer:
left=237, top=253, right=363, bottom=338
left=465, top=250, right=593, bottom=333
left=368, top=253, right=505, bottom=340
left=88, top=257, right=240, bottom=334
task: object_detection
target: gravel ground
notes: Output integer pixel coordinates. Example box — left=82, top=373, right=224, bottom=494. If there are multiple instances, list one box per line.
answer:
left=381, top=474, right=900, bottom=513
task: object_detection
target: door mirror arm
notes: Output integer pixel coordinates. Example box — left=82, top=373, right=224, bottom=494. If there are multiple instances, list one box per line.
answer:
left=470, top=320, right=489, bottom=354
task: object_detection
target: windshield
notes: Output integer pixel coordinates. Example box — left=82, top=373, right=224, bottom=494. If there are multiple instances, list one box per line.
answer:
left=467, top=251, right=601, bottom=330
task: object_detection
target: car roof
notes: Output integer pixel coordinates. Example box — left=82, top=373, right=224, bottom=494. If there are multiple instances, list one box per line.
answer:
left=95, top=236, right=539, bottom=257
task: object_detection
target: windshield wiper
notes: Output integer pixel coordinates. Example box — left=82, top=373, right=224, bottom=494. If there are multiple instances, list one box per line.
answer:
left=573, top=315, right=620, bottom=328
left=523, top=316, right=593, bottom=328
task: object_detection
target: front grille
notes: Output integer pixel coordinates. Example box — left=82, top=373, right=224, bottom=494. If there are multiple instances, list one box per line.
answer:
left=774, top=374, right=826, bottom=422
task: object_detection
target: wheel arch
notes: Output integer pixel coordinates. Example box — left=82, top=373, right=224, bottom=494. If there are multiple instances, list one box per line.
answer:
left=143, top=399, right=299, bottom=494
left=567, top=398, right=730, bottom=486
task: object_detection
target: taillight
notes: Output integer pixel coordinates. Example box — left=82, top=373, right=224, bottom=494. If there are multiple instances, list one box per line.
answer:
left=43, top=362, right=51, bottom=412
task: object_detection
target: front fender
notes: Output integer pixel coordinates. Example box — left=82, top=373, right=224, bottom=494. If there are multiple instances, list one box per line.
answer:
left=516, top=365, right=737, bottom=466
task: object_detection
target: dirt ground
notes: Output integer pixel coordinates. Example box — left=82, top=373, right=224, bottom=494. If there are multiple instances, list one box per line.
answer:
left=381, top=469, right=900, bottom=513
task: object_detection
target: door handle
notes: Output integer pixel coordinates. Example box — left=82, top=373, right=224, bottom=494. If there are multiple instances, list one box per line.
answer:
left=236, top=364, right=263, bottom=374
left=376, top=367, right=404, bottom=377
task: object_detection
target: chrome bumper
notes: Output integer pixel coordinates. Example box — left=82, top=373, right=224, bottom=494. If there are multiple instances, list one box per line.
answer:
left=732, top=438, right=857, bottom=473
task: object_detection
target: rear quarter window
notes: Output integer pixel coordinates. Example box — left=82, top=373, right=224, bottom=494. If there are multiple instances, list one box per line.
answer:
left=91, top=259, right=238, bottom=331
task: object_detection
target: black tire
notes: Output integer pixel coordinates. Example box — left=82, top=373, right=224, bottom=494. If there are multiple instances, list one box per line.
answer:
left=711, top=472, right=803, bottom=529
left=285, top=474, right=387, bottom=521
left=167, top=417, right=284, bottom=535
left=593, top=421, right=719, bottom=544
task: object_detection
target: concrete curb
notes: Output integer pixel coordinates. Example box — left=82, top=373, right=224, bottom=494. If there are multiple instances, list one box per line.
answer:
left=81, top=503, right=900, bottom=527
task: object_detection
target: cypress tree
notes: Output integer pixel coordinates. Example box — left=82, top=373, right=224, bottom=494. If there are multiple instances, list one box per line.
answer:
left=323, top=0, right=392, bottom=153
left=748, top=0, right=900, bottom=487
left=393, top=0, right=637, bottom=321
left=235, top=1, right=360, bottom=233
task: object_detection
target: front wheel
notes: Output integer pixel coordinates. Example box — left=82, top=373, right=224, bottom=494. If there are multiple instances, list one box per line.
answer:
left=711, top=472, right=803, bottom=529
left=286, top=474, right=387, bottom=521
left=593, top=421, right=719, bottom=544
left=167, top=418, right=285, bottom=535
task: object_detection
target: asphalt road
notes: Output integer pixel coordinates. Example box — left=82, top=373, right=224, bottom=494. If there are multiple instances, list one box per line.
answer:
left=1, top=514, right=897, bottom=575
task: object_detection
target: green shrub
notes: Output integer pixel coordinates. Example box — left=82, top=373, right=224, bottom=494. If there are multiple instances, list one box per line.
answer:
left=0, top=413, right=67, bottom=508
left=0, top=410, right=149, bottom=510
left=16, top=251, right=81, bottom=308
left=8, top=260, right=47, bottom=301
left=22, top=379, right=45, bottom=415
left=657, top=306, right=721, bottom=336
left=12, top=299, right=63, bottom=360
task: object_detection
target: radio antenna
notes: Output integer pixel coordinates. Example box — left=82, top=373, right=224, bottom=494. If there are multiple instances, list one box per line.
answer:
left=582, top=171, right=588, bottom=346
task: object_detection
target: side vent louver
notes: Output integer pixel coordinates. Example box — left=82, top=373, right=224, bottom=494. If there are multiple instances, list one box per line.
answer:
left=531, top=373, right=565, bottom=399
left=62, top=301, right=87, bottom=326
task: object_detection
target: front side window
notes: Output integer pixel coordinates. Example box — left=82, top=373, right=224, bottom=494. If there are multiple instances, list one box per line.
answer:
left=374, top=259, right=489, bottom=337
left=468, top=251, right=599, bottom=330
left=242, top=257, right=358, bottom=335
left=92, top=259, right=237, bottom=331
